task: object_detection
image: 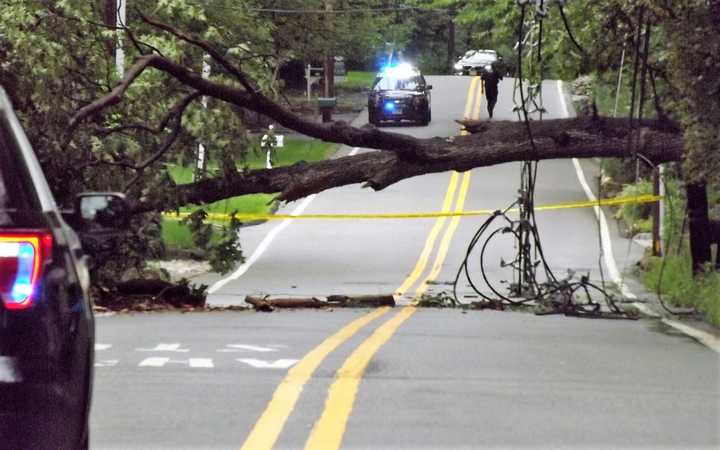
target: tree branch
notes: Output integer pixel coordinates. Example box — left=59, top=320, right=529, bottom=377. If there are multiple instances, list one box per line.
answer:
left=66, top=54, right=159, bottom=141
left=128, top=117, right=683, bottom=214
left=67, top=54, right=426, bottom=160
left=139, top=13, right=256, bottom=92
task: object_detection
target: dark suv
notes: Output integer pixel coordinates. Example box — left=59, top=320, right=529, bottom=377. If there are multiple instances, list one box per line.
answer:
left=0, top=87, right=126, bottom=449
left=368, top=64, right=432, bottom=126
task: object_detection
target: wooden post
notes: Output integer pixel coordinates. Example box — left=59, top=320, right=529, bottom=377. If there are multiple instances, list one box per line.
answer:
left=652, top=167, right=662, bottom=256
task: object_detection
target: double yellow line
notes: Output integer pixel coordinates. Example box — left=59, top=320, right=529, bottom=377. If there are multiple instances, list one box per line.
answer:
left=239, top=76, right=483, bottom=450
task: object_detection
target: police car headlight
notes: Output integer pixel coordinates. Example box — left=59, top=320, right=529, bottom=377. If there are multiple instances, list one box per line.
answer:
left=454, top=62, right=463, bottom=70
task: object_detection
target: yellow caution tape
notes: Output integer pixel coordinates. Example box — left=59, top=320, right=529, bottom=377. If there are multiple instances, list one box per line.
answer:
left=161, top=194, right=662, bottom=222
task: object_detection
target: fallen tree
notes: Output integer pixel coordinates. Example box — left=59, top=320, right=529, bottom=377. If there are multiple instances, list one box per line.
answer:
left=66, top=16, right=685, bottom=215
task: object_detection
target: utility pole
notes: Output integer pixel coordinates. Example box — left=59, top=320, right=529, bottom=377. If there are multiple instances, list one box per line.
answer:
left=323, top=0, right=335, bottom=99
left=115, top=0, right=126, bottom=77
left=319, top=0, right=336, bottom=122
left=102, top=0, right=125, bottom=76
left=194, top=55, right=211, bottom=181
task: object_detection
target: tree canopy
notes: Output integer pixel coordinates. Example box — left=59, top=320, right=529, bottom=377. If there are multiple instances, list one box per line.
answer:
left=1, top=0, right=717, bottom=274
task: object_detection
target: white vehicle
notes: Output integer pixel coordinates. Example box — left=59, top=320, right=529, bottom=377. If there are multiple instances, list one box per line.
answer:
left=453, top=49, right=499, bottom=75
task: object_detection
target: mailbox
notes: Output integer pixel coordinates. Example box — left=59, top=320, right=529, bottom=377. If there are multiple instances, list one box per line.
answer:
left=317, top=97, right=337, bottom=109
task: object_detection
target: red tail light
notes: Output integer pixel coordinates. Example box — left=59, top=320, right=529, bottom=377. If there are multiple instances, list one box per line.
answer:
left=0, top=230, right=53, bottom=310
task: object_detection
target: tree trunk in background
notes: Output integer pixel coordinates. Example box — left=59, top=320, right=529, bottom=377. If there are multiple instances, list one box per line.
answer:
left=447, top=15, right=455, bottom=74
left=102, top=0, right=116, bottom=58
left=686, top=181, right=712, bottom=274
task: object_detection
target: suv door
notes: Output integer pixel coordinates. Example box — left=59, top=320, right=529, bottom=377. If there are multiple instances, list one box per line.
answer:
left=0, top=87, right=93, bottom=450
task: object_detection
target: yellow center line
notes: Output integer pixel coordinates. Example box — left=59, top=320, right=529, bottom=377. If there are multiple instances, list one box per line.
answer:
left=302, top=79, right=482, bottom=450
left=396, top=76, right=479, bottom=297
left=412, top=170, right=472, bottom=300
left=303, top=306, right=416, bottom=450
left=238, top=76, right=481, bottom=450
left=393, top=171, right=459, bottom=296
left=474, top=79, right=485, bottom=118
left=238, top=307, right=390, bottom=450
left=462, top=76, right=480, bottom=121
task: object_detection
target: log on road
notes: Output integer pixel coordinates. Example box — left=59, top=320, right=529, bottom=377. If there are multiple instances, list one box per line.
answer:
left=244, top=294, right=396, bottom=311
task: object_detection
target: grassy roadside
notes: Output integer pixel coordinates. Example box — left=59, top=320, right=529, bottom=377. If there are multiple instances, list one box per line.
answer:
left=336, top=71, right=375, bottom=91
left=162, top=138, right=334, bottom=253
left=580, top=71, right=720, bottom=328
left=643, top=254, right=720, bottom=327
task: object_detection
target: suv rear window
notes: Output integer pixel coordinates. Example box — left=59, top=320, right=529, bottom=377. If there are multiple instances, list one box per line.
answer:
left=0, top=115, right=41, bottom=225
left=373, top=74, right=425, bottom=91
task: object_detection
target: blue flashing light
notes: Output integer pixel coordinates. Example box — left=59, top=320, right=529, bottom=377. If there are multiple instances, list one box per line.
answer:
left=11, top=281, right=33, bottom=302
left=379, top=63, right=415, bottom=80
left=9, top=242, right=35, bottom=303
left=384, top=101, right=396, bottom=112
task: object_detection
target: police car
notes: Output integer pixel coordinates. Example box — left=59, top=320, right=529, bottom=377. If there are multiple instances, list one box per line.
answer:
left=367, top=63, right=432, bottom=126
left=0, top=86, right=128, bottom=449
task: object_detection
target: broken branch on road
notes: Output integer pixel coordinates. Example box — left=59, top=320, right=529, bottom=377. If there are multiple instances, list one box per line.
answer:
left=245, top=295, right=396, bottom=311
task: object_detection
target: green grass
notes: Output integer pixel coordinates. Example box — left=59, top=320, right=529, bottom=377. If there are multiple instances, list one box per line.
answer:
left=161, top=219, right=197, bottom=252
left=643, top=253, right=720, bottom=328
left=163, top=138, right=334, bottom=251
left=336, top=71, right=375, bottom=91
left=614, top=180, right=653, bottom=235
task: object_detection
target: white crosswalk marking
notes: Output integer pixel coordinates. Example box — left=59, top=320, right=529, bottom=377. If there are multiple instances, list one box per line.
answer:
left=95, top=360, right=119, bottom=367
left=136, top=343, right=189, bottom=352
left=217, top=344, right=278, bottom=353
left=236, top=358, right=298, bottom=369
left=139, top=357, right=214, bottom=368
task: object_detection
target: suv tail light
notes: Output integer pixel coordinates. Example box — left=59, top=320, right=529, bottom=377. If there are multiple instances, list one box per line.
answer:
left=0, top=230, right=53, bottom=310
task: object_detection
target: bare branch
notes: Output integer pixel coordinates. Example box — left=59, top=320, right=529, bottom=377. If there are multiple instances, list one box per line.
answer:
left=67, top=54, right=159, bottom=141
left=96, top=91, right=201, bottom=137
left=139, top=13, right=256, bottom=92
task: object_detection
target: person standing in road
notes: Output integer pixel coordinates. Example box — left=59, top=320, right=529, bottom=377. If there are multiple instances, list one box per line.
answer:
left=481, top=64, right=502, bottom=119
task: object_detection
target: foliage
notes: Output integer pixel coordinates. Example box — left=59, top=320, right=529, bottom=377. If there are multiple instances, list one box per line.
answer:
left=181, top=209, right=243, bottom=274
left=640, top=173, right=720, bottom=327
left=644, top=255, right=720, bottom=328
left=2, top=0, right=718, bottom=284
left=615, top=180, right=653, bottom=235
left=336, top=71, right=376, bottom=91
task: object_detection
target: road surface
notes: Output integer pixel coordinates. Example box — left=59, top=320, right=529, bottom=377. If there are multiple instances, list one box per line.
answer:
left=91, top=76, right=719, bottom=450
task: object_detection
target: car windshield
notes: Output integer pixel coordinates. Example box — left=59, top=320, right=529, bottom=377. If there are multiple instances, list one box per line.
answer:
left=373, top=74, right=424, bottom=91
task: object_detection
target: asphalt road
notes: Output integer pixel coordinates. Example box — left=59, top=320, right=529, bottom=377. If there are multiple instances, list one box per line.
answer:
left=91, top=76, right=720, bottom=449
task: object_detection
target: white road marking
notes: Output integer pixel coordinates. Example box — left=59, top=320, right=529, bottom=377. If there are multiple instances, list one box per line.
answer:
left=556, top=80, right=569, bottom=118
left=217, top=344, right=278, bottom=353
left=208, top=147, right=360, bottom=294
left=139, top=357, right=214, bottom=368
left=237, top=358, right=298, bottom=369
left=95, top=360, right=120, bottom=368
left=571, top=158, right=636, bottom=300
left=136, top=343, right=189, bottom=352
left=95, top=344, right=112, bottom=351
left=0, top=356, right=22, bottom=383
left=661, top=319, right=720, bottom=354
left=557, top=80, right=636, bottom=299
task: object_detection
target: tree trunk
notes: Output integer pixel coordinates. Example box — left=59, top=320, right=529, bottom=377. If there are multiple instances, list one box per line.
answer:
left=447, top=15, right=456, bottom=74
left=686, top=181, right=712, bottom=275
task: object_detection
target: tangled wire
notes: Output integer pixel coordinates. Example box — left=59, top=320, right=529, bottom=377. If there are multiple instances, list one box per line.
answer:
left=451, top=0, right=636, bottom=319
